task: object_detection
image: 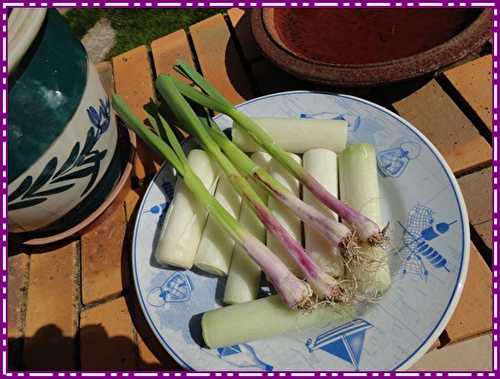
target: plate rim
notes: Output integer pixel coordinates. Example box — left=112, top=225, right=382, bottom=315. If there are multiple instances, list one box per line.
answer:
left=131, top=90, right=470, bottom=371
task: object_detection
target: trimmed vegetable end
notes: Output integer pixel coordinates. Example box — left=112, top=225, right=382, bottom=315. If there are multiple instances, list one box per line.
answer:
left=194, top=262, right=227, bottom=277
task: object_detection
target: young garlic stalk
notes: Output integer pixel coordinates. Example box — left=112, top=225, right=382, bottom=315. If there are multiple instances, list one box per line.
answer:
left=112, top=94, right=312, bottom=309
left=155, top=75, right=343, bottom=303
left=204, top=122, right=354, bottom=252
left=172, top=60, right=385, bottom=246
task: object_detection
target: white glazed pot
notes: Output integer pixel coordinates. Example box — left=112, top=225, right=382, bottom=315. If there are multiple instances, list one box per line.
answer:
left=8, top=8, right=122, bottom=237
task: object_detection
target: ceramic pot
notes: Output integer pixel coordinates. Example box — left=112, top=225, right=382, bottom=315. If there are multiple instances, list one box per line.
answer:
left=252, top=8, right=491, bottom=87
left=8, top=9, right=123, bottom=236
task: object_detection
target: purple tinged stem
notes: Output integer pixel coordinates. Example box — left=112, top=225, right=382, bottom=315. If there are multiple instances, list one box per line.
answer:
left=303, top=173, right=381, bottom=241
left=254, top=171, right=351, bottom=247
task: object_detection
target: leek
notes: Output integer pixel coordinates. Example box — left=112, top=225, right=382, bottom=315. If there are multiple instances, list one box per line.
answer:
left=194, top=174, right=242, bottom=276
left=303, top=149, right=344, bottom=278
left=202, top=295, right=356, bottom=349
left=112, top=94, right=311, bottom=309
left=204, top=122, right=353, bottom=249
left=232, top=117, right=347, bottom=153
left=172, top=60, right=384, bottom=246
left=223, top=153, right=270, bottom=304
left=155, top=149, right=220, bottom=269
left=155, top=75, right=343, bottom=302
left=339, top=144, right=391, bottom=299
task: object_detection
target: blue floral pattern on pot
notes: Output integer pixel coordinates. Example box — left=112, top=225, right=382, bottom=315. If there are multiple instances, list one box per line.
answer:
left=8, top=97, right=111, bottom=211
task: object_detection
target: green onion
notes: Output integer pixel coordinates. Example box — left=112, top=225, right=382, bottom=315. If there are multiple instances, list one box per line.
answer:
left=112, top=94, right=312, bottom=309
left=155, top=75, right=343, bottom=302
left=203, top=121, right=353, bottom=251
left=172, top=60, right=385, bottom=246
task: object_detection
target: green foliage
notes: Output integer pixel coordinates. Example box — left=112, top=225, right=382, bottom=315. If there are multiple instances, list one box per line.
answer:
left=64, top=9, right=224, bottom=59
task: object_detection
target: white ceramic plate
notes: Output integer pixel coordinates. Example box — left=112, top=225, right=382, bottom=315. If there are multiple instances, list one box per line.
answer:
left=132, top=91, right=469, bottom=371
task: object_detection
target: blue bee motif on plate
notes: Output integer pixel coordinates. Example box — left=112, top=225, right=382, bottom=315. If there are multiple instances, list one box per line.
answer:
left=377, top=141, right=421, bottom=178
left=147, top=272, right=193, bottom=307
left=300, top=111, right=360, bottom=133
left=397, top=204, right=456, bottom=280
left=217, top=344, right=273, bottom=371
left=306, top=319, right=373, bottom=371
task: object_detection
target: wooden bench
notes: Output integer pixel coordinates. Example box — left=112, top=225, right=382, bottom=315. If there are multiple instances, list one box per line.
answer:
left=8, top=8, right=492, bottom=371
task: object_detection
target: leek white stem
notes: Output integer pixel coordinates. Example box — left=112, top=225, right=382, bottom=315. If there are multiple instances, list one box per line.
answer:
left=223, top=153, right=271, bottom=304
left=339, top=144, right=391, bottom=298
left=232, top=117, right=347, bottom=153
left=303, top=149, right=344, bottom=278
left=155, top=149, right=220, bottom=269
left=194, top=174, right=243, bottom=276
left=202, top=295, right=356, bottom=349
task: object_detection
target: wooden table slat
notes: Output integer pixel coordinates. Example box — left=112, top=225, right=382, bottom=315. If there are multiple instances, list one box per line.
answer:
left=190, top=13, right=255, bottom=104
left=112, top=45, right=161, bottom=182
left=23, top=242, right=79, bottom=370
left=444, top=55, right=492, bottom=131
left=393, top=79, right=491, bottom=176
left=444, top=243, right=492, bottom=344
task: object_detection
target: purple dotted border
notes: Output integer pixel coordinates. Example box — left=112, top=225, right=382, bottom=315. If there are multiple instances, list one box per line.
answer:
left=0, top=1, right=497, bottom=377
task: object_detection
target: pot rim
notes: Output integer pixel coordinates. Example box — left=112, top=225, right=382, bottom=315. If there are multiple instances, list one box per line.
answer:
left=253, top=8, right=492, bottom=87
left=8, top=8, right=47, bottom=73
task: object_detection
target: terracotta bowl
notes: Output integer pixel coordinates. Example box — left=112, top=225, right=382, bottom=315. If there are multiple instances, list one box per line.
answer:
left=251, top=8, right=492, bottom=87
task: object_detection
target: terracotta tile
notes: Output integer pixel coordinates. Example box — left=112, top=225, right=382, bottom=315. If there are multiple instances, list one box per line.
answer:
left=474, top=220, right=492, bottom=250
left=228, top=8, right=261, bottom=62
left=23, top=242, right=78, bottom=370
left=81, top=204, right=127, bottom=304
left=411, top=333, right=492, bottom=371
left=393, top=80, right=491, bottom=175
left=124, top=187, right=143, bottom=223
left=129, top=292, right=182, bottom=370
left=458, top=167, right=491, bottom=226
left=80, top=297, right=137, bottom=370
left=8, top=253, right=29, bottom=369
left=8, top=253, right=29, bottom=338
left=190, top=14, right=254, bottom=104
left=445, top=243, right=491, bottom=344
left=112, top=45, right=160, bottom=182
left=151, top=29, right=194, bottom=80
left=445, top=55, right=492, bottom=131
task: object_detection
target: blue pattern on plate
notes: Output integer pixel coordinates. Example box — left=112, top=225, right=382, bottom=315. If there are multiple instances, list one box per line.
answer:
left=306, top=319, right=373, bottom=371
left=398, top=204, right=456, bottom=281
left=217, top=344, right=273, bottom=371
left=377, top=141, right=421, bottom=178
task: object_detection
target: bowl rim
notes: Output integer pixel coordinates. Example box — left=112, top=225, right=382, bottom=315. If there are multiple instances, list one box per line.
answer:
left=253, top=8, right=492, bottom=86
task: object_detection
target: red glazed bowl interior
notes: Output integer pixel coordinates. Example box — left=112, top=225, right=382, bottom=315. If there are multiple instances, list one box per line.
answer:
left=252, top=8, right=491, bottom=87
